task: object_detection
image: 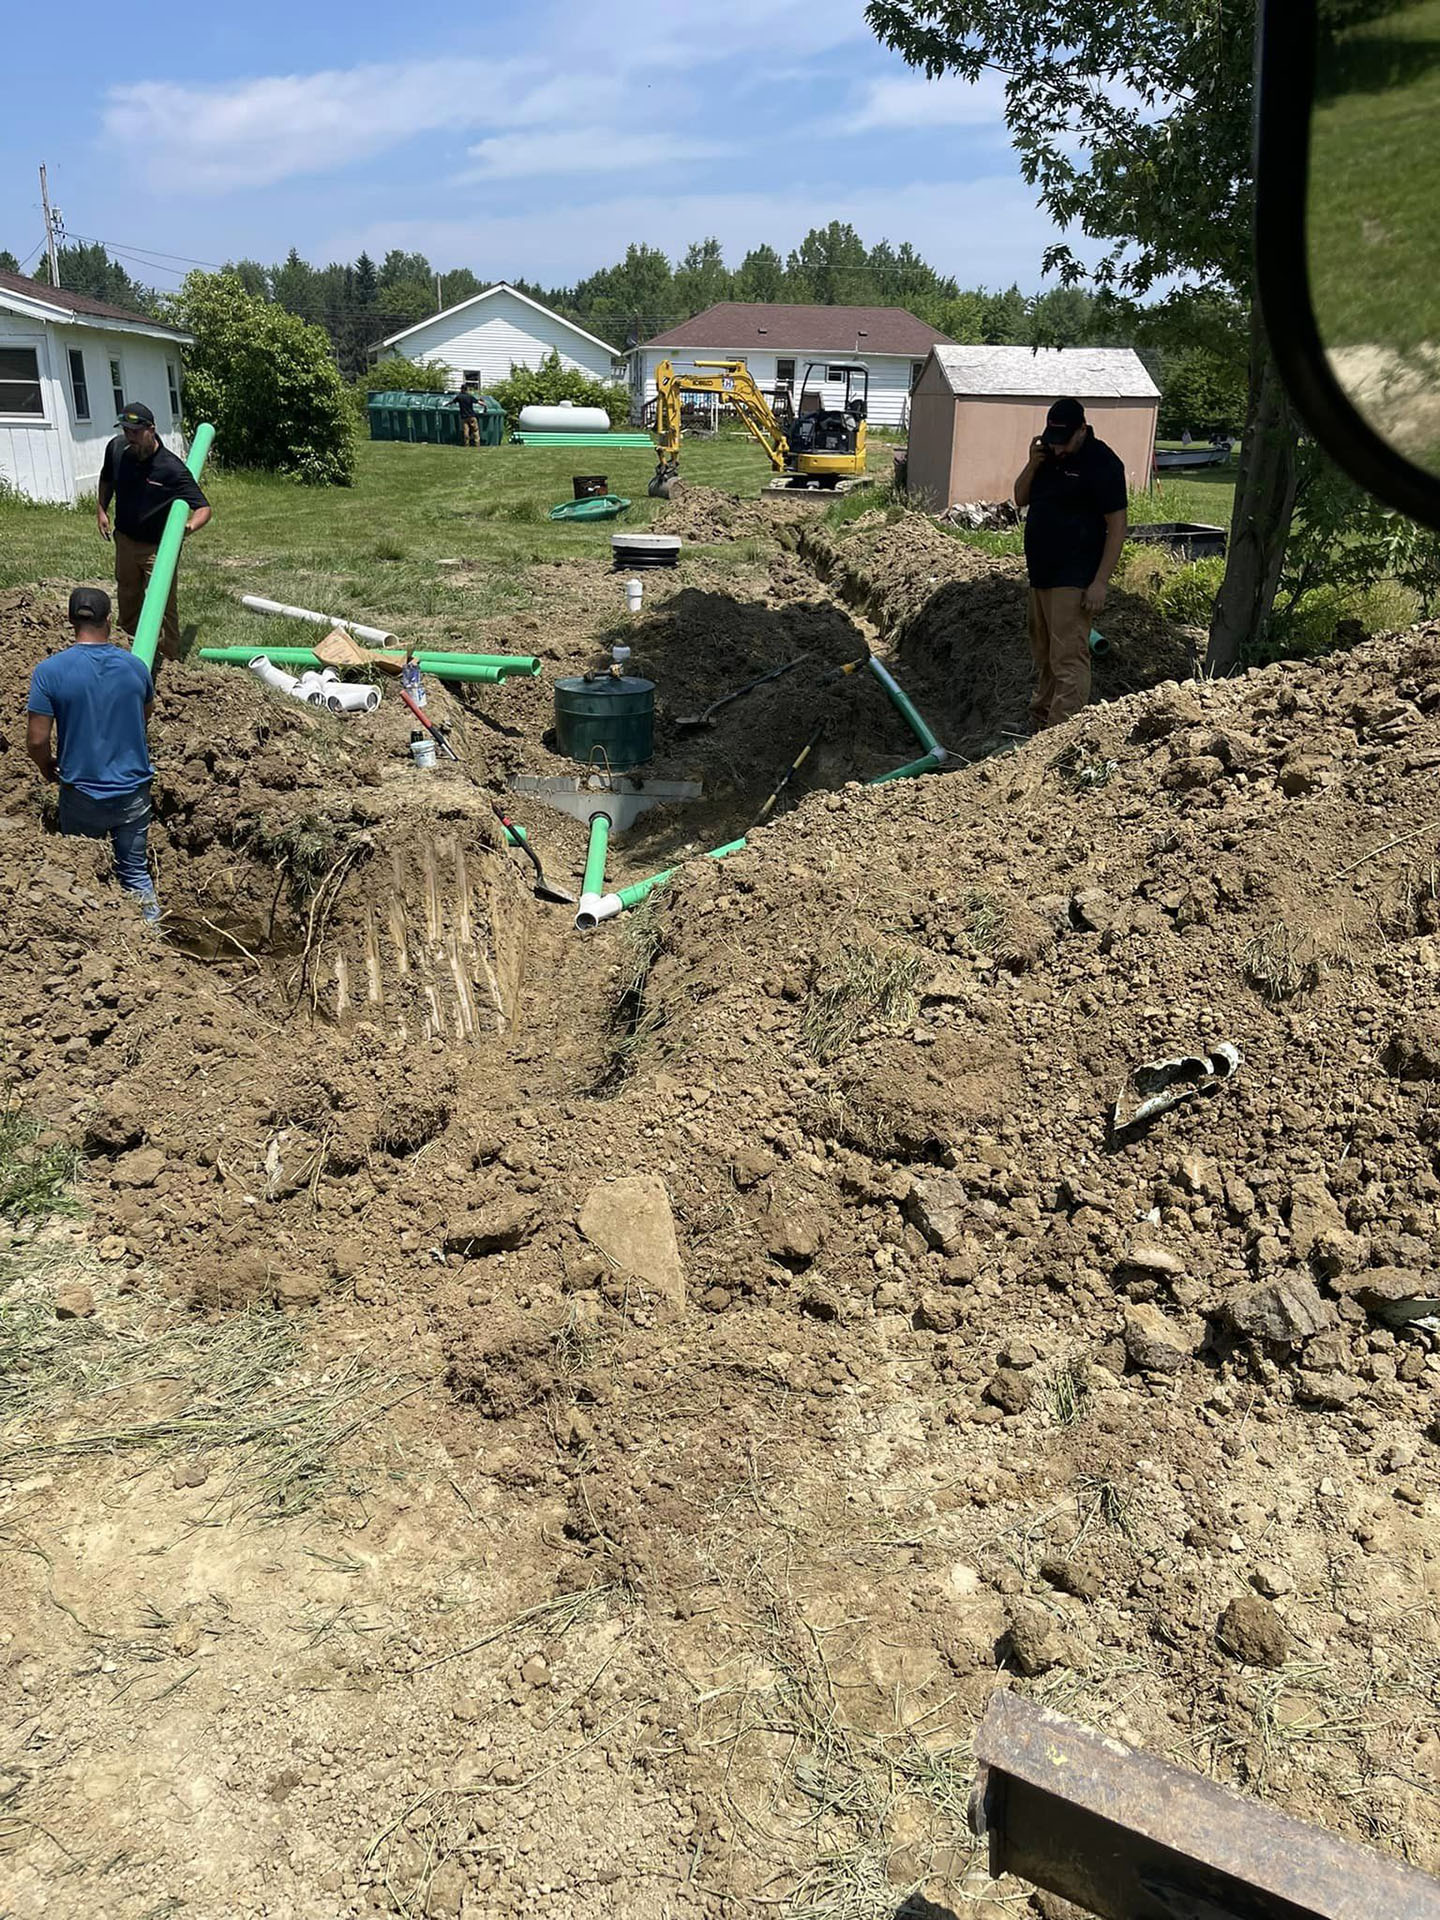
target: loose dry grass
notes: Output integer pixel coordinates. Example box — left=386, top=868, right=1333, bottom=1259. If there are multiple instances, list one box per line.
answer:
left=1242, top=920, right=1325, bottom=1001
left=0, top=1274, right=414, bottom=1518
left=802, top=940, right=926, bottom=1065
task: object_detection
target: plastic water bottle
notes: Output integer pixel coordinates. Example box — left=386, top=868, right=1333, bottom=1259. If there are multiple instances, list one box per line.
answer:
left=401, top=655, right=425, bottom=709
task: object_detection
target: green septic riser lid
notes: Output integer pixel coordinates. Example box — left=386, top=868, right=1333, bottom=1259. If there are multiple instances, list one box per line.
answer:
left=554, top=674, right=655, bottom=767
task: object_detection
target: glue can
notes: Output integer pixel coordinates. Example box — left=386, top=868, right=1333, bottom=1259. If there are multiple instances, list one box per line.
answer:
left=410, top=731, right=436, bottom=770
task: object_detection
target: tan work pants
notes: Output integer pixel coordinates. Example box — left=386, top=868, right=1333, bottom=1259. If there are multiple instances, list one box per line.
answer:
left=461, top=415, right=480, bottom=447
left=1028, top=587, right=1091, bottom=729
left=115, top=531, right=181, bottom=661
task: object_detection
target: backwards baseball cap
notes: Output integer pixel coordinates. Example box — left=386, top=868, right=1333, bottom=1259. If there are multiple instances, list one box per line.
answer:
left=1042, top=397, right=1087, bottom=445
left=68, top=586, right=112, bottom=626
left=116, top=400, right=155, bottom=428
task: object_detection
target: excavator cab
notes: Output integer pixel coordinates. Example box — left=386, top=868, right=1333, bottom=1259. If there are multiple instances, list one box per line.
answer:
left=785, top=364, right=868, bottom=483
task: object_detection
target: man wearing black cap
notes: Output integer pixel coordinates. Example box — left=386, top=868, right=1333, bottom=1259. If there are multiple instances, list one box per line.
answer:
left=1014, top=398, right=1128, bottom=730
left=26, top=587, right=160, bottom=924
left=97, top=401, right=212, bottom=663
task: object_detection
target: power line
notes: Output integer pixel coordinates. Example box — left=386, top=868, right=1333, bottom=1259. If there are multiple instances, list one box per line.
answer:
left=66, top=230, right=225, bottom=271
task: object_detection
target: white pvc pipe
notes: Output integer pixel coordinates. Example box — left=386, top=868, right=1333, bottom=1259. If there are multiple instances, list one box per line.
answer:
left=248, top=655, right=299, bottom=695
left=326, top=683, right=381, bottom=713
left=295, top=671, right=328, bottom=707
left=241, top=594, right=397, bottom=648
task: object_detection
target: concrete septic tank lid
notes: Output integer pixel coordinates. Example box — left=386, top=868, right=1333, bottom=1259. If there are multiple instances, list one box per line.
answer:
left=508, top=773, right=702, bottom=833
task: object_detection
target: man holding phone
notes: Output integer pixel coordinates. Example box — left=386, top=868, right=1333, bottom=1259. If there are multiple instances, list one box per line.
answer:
left=1014, top=398, right=1127, bottom=730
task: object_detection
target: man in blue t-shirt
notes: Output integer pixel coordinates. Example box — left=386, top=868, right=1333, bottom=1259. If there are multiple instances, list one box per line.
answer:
left=27, top=586, right=160, bottom=923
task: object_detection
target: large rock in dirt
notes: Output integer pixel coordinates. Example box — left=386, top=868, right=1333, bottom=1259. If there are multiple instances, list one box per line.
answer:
left=83, top=1092, right=146, bottom=1153
left=1287, top=1176, right=1345, bottom=1263
left=904, top=1173, right=969, bottom=1256
left=984, top=1367, right=1034, bottom=1415
left=1337, top=1266, right=1440, bottom=1327
left=1384, top=1016, right=1440, bottom=1080
left=759, top=1198, right=826, bottom=1265
left=110, top=1146, right=166, bottom=1188
left=1004, top=1600, right=1063, bottom=1677
left=1223, top=1275, right=1336, bottom=1347
left=444, top=1195, right=541, bottom=1257
left=1122, top=1304, right=1197, bottom=1374
left=1217, top=1593, right=1291, bottom=1669
left=578, top=1175, right=684, bottom=1311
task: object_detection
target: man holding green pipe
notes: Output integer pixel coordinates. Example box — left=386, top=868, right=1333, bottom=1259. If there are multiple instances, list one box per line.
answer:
left=98, top=401, right=212, bottom=664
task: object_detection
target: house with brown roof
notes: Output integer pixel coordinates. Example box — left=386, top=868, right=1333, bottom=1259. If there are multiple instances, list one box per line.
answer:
left=0, top=269, right=193, bottom=504
left=632, top=302, right=954, bottom=429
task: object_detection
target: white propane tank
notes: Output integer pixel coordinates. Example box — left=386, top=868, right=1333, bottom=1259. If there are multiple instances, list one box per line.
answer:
left=517, top=403, right=611, bottom=434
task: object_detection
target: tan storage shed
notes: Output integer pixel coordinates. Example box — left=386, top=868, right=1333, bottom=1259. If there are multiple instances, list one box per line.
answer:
left=906, top=345, right=1159, bottom=510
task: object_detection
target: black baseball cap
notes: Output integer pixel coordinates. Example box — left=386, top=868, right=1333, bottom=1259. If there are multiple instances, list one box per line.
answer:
left=1042, top=397, right=1086, bottom=445
left=117, top=400, right=155, bottom=428
left=69, top=586, right=112, bottom=625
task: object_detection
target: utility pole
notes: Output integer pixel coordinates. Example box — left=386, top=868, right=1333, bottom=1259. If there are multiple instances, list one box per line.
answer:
left=435, top=271, right=443, bottom=312
left=39, top=164, right=62, bottom=286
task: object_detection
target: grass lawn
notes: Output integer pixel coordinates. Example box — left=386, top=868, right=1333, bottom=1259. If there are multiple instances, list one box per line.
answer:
left=0, top=433, right=782, bottom=657
left=1308, top=0, right=1440, bottom=355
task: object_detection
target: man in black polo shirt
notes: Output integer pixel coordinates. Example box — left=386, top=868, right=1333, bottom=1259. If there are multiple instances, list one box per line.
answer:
left=449, top=383, right=481, bottom=447
left=97, top=401, right=212, bottom=662
left=1014, top=397, right=1127, bottom=730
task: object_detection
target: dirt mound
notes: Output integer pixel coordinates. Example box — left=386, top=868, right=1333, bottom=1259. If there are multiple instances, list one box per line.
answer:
left=3, top=530, right=1438, bottom=1920
left=650, top=477, right=816, bottom=542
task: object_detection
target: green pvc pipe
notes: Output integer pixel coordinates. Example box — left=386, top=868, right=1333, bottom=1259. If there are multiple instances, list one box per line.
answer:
left=867, top=655, right=942, bottom=759
left=581, top=814, right=610, bottom=898
left=413, top=653, right=542, bottom=675
left=133, top=422, right=214, bottom=672
left=867, top=751, right=944, bottom=786
left=616, top=837, right=748, bottom=912
left=197, top=646, right=528, bottom=684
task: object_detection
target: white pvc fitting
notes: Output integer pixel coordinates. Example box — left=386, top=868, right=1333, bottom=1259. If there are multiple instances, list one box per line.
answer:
left=248, top=655, right=299, bottom=695
left=294, top=671, right=328, bottom=707
left=624, top=578, right=643, bottom=615
left=326, top=683, right=381, bottom=714
left=241, top=594, right=397, bottom=647
left=574, top=891, right=623, bottom=933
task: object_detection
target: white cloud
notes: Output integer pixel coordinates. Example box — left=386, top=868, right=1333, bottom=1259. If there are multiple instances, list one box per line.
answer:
left=104, top=61, right=523, bottom=190
left=850, top=71, right=1010, bottom=131
left=458, top=129, right=735, bottom=183
left=102, top=0, right=873, bottom=195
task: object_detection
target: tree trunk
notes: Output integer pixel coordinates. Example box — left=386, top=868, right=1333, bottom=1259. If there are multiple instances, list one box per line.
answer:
left=1205, top=312, right=1300, bottom=674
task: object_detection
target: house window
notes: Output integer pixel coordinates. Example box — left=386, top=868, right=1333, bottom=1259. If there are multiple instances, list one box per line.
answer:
left=775, top=358, right=795, bottom=386
left=463, top=369, right=481, bottom=383
left=825, top=364, right=851, bottom=382
left=166, top=361, right=181, bottom=421
left=0, top=347, right=43, bottom=416
left=109, top=357, right=125, bottom=416
left=911, top=360, right=925, bottom=391
left=68, top=349, right=91, bottom=420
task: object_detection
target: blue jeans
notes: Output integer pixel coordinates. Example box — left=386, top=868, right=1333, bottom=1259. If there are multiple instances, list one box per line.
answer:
left=57, top=782, right=156, bottom=901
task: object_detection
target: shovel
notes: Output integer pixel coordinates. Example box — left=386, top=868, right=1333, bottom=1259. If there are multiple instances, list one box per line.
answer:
left=675, top=653, right=812, bottom=731
left=490, top=803, right=576, bottom=905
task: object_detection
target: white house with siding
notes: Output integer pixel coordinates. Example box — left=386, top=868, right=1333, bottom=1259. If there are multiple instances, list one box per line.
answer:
left=0, top=270, right=192, bottom=505
left=374, top=283, right=626, bottom=388
left=632, top=302, right=956, bottom=429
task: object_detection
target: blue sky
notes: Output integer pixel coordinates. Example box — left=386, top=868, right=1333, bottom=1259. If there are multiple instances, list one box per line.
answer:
left=3, top=0, right=1062, bottom=296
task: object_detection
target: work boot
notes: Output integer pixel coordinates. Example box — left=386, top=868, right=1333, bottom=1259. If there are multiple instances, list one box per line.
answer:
left=137, top=890, right=161, bottom=926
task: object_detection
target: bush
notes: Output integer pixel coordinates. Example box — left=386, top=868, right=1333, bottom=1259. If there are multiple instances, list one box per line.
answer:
left=166, top=271, right=356, bottom=486
left=362, top=354, right=451, bottom=395
left=490, top=350, right=629, bottom=427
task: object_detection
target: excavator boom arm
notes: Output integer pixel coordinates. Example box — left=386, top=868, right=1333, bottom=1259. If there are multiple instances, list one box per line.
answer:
left=651, top=359, right=789, bottom=476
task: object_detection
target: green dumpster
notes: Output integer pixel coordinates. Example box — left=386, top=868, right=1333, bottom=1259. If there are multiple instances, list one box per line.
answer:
left=474, top=394, right=506, bottom=446
left=366, top=391, right=463, bottom=445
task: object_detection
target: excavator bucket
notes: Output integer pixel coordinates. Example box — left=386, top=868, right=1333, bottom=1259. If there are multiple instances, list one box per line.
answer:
left=969, top=1693, right=1440, bottom=1920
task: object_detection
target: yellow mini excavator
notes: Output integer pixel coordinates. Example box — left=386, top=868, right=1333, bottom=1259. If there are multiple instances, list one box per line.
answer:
left=648, top=358, right=869, bottom=498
